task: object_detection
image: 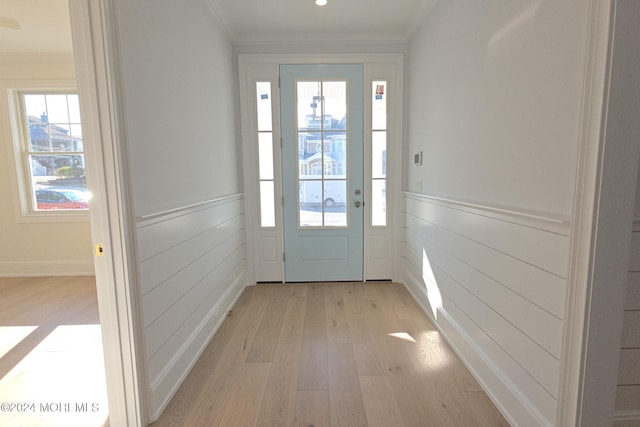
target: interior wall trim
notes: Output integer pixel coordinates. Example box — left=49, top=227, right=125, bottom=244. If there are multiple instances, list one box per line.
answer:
left=0, top=261, right=94, bottom=277
left=403, top=191, right=571, bottom=236
left=136, top=193, right=244, bottom=226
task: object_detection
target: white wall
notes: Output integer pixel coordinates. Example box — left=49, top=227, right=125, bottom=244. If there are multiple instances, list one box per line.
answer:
left=0, top=55, right=94, bottom=276
left=114, top=0, right=247, bottom=420
left=406, top=0, right=589, bottom=216
left=137, top=196, right=247, bottom=419
left=116, top=0, right=242, bottom=215
left=405, top=1, right=593, bottom=425
left=403, top=194, right=570, bottom=425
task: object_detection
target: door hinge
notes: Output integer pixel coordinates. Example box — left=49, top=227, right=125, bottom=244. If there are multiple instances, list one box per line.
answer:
left=278, top=75, right=281, bottom=88
left=282, top=195, right=284, bottom=206
left=283, top=252, right=286, bottom=262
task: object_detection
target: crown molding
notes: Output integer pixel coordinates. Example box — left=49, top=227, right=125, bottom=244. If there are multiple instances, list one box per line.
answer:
left=233, top=37, right=409, bottom=54
left=202, top=0, right=237, bottom=42
left=406, top=0, right=439, bottom=40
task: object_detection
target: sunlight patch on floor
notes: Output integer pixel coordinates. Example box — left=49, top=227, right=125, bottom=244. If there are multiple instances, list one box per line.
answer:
left=388, top=332, right=417, bottom=343
left=0, top=326, right=37, bottom=359
left=0, top=324, right=109, bottom=427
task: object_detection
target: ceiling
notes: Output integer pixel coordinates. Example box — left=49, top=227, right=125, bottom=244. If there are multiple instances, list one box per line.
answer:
left=0, top=0, right=435, bottom=54
left=206, top=0, right=436, bottom=44
left=0, top=0, right=72, bottom=54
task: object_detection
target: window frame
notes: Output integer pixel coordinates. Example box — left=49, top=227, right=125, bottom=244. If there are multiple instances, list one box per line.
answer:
left=370, top=80, right=388, bottom=227
left=256, top=81, right=277, bottom=229
left=8, top=86, right=90, bottom=223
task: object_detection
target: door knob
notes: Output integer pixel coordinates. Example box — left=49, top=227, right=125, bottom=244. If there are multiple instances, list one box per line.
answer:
left=354, top=201, right=361, bottom=208
left=355, top=189, right=361, bottom=195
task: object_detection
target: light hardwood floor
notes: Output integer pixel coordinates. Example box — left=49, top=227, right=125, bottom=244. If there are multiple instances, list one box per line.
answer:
left=0, top=276, right=109, bottom=427
left=151, top=282, right=510, bottom=427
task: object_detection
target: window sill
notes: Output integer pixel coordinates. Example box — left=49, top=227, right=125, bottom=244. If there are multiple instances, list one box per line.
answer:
left=17, top=210, right=91, bottom=224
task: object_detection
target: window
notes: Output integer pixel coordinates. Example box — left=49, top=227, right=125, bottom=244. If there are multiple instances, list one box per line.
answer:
left=256, top=82, right=276, bottom=228
left=296, top=80, right=348, bottom=227
left=371, top=81, right=387, bottom=226
left=12, top=92, right=89, bottom=214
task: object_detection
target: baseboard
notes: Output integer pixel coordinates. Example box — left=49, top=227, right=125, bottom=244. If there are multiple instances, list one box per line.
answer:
left=403, top=269, right=550, bottom=427
left=147, top=263, right=249, bottom=421
left=0, top=260, right=95, bottom=277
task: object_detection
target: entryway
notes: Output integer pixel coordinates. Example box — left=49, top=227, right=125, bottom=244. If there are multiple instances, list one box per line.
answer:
left=280, top=64, right=364, bottom=282
left=240, top=54, right=402, bottom=284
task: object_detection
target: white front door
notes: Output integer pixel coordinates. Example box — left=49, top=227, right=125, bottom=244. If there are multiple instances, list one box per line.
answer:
left=280, top=64, right=364, bottom=282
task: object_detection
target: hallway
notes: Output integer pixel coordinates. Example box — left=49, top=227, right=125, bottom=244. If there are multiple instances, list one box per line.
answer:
left=151, top=282, right=508, bottom=426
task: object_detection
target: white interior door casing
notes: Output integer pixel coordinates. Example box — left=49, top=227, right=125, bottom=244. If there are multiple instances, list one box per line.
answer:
left=239, top=54, right=404, bottom=283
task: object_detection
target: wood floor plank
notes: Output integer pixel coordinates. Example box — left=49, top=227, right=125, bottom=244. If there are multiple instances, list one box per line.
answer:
left=164, top=286, right=271, bottom=427
left=298, top=342, right=329, bottom=391
left=149, top=287, right=261, bottom=427
left=343, top=282, right=367, bottom=315
left=298, top=284, right=328, bottom=391
left=219, top=363, right=271, bottom=427
left=363, top=308, right=453, bottom=426
left=246, top=285, right=291, bottom=363
left=0, top=276, right=108, bottom=427
left=255, top=292, right=307, bottom=427
left=3, top=278, right=511, bottom=427
left=152, top=282, right=510, bottom=427
left=325, top=284, right=350, bottom=344
left=328, top=343, right=368, bottom=427
left=301, top=284, right=328, bottom=341
left=388, top=316, right=509, bottom=425
left=383, top=283, right=426, bottom=320
left=373, top=282, right=406, bottom=318
left=294, top=390, right=330, bottom=427
left=352, top=284, right=406, bottom=377
left=351, top=314, right=392, bottom=376
left=359, top=376, right=405, bottom=427
left=402, top=317, right=510, bottom=426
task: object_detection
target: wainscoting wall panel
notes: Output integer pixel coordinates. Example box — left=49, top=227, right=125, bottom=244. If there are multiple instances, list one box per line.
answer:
left=136, top=195, right=249, bottom=420
left=615, top=224, right=640, bottom=423
left=402, top=193, right=571, bottom=426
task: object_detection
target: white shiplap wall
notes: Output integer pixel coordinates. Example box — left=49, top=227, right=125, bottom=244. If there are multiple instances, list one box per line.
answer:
left=136, top=195, right=248, bottom=420
left=402, top=192, right=571, bottom=426
left=615, top=226, right=640, bottom=423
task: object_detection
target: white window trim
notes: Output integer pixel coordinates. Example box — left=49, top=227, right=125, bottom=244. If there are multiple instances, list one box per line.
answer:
left=5, top=83, right=90, bottom=223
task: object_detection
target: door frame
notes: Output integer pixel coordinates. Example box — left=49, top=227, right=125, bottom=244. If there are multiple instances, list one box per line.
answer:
left=69, top=1, right=147, bottom=425
left=239, top=54, right=404, bottom=284
left=558, top=1, right=640, bottom=425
